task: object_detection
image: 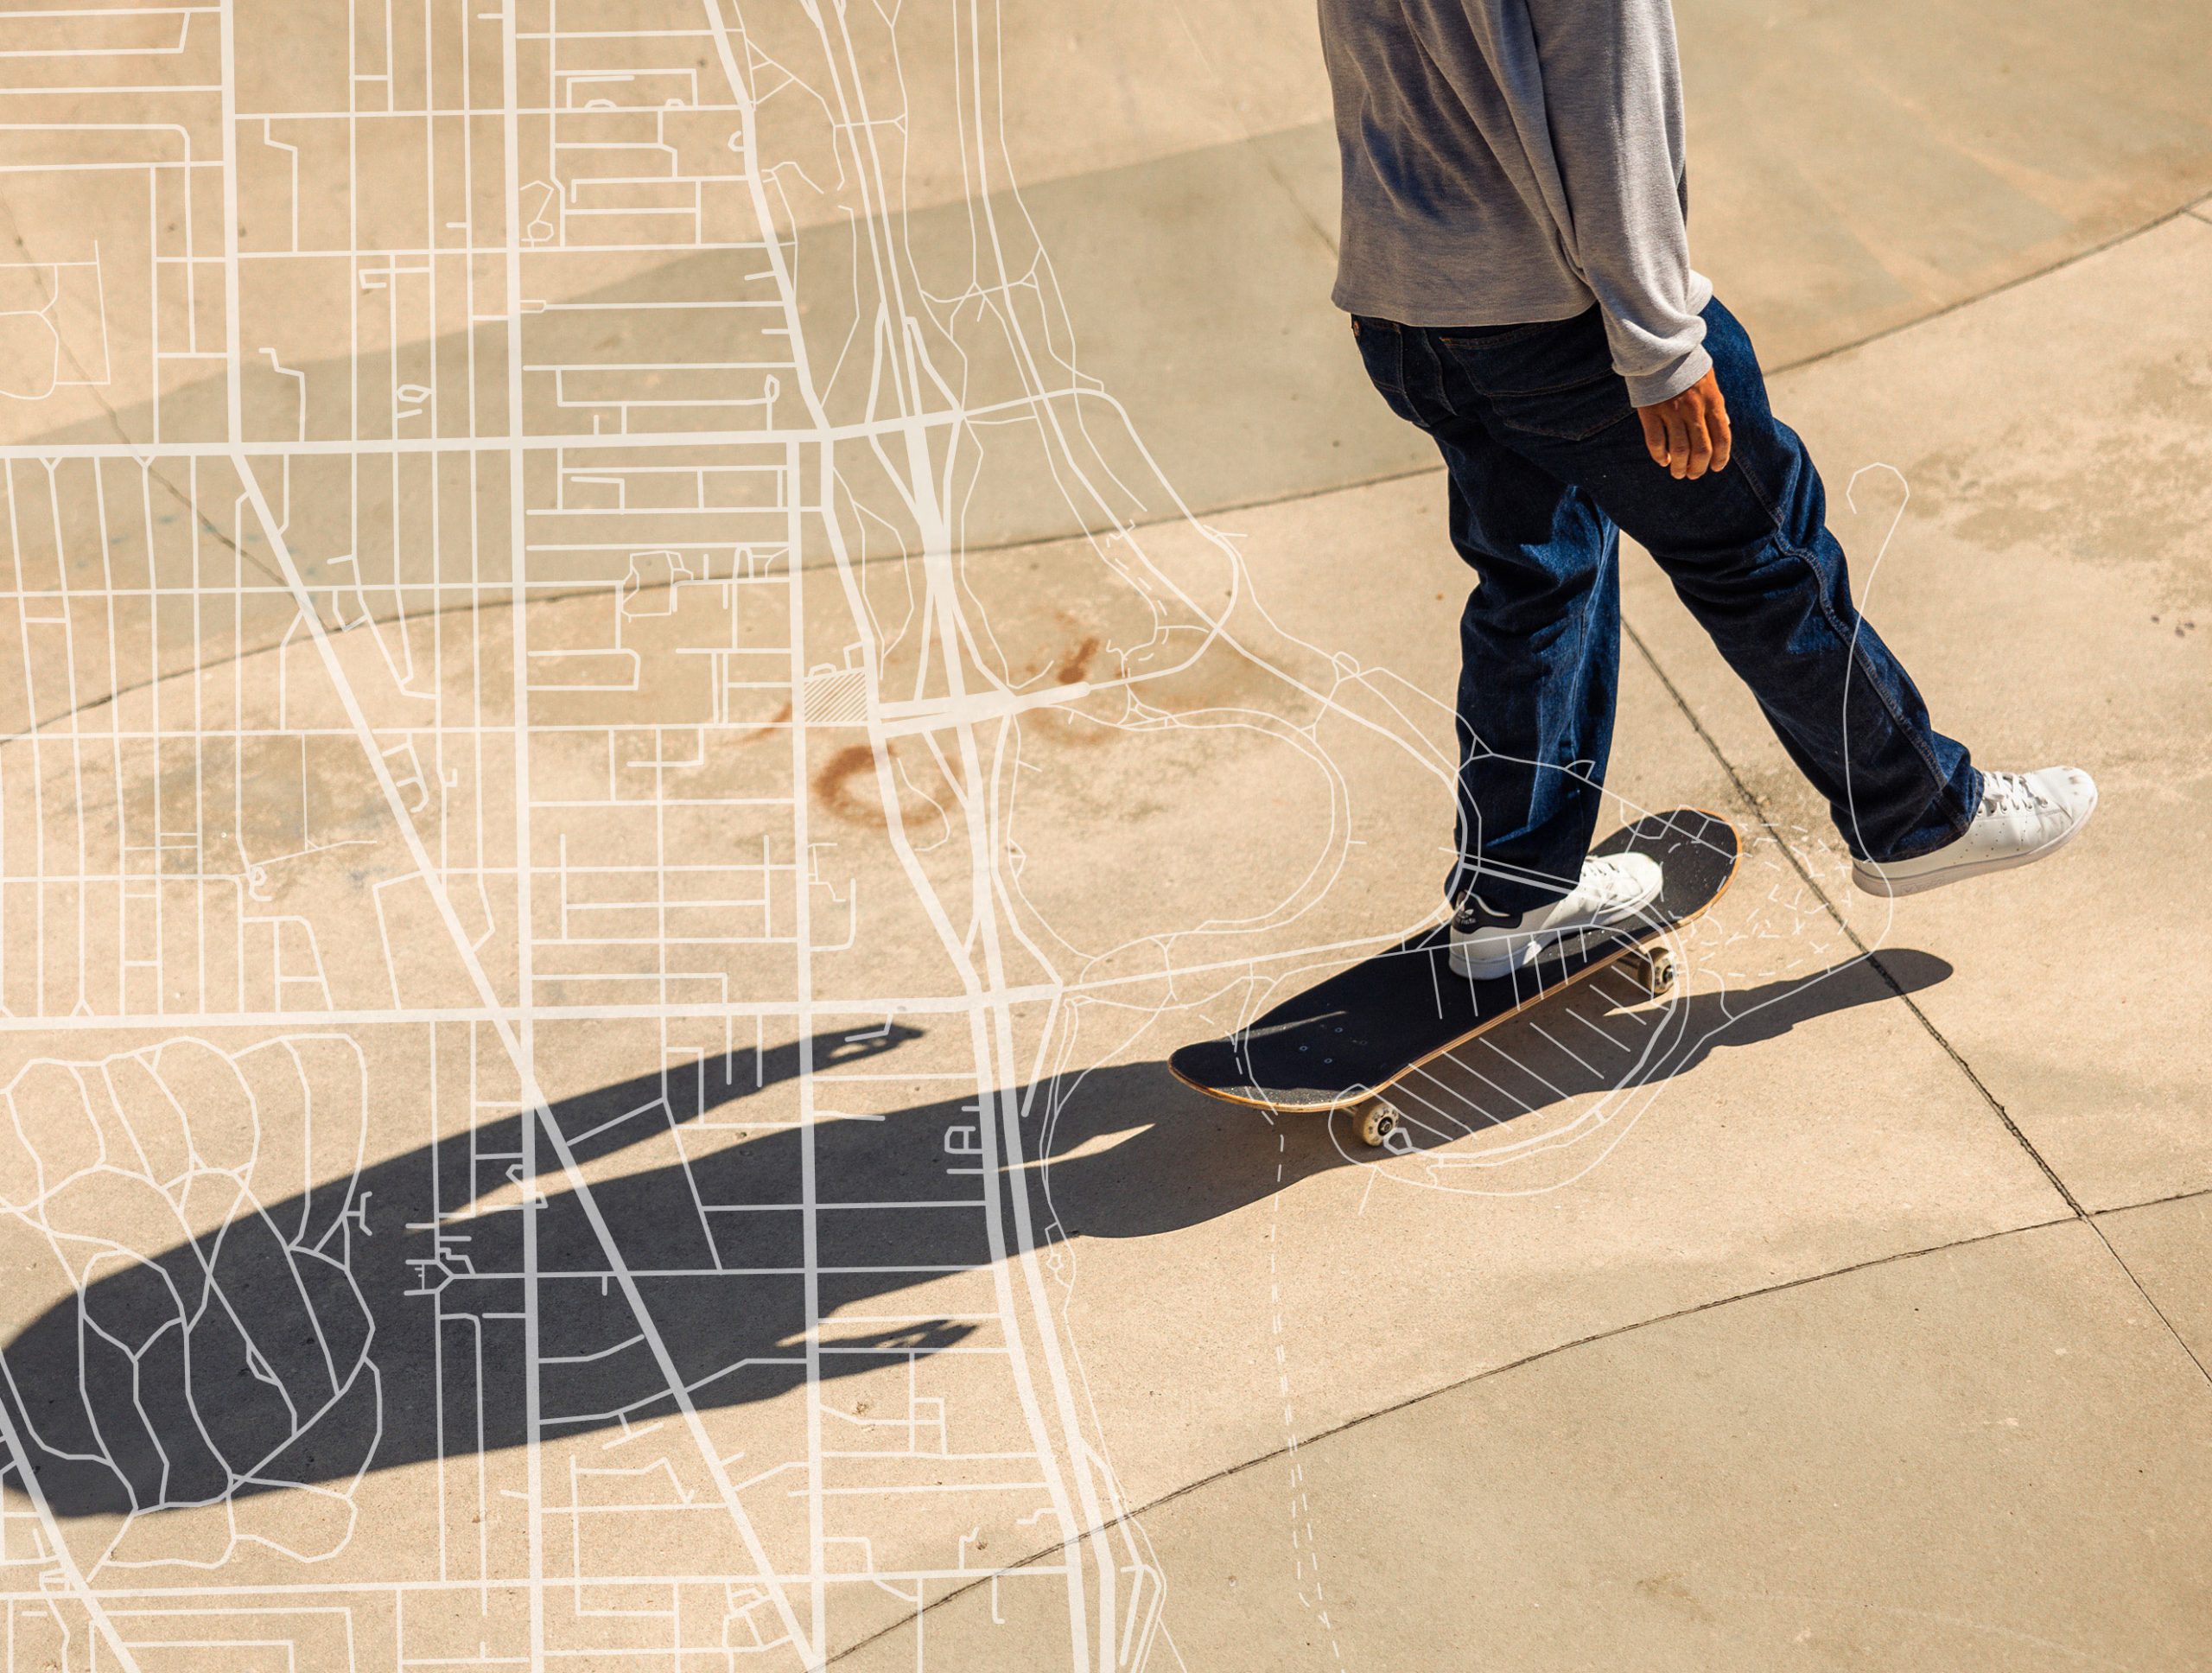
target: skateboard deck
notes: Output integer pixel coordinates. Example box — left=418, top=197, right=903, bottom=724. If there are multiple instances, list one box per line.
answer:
left=1168, top=809, right=1740, bottom=1146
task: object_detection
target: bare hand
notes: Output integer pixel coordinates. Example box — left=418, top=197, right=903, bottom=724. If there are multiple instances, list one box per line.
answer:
left=1637, top=368, right=1732, bottom=480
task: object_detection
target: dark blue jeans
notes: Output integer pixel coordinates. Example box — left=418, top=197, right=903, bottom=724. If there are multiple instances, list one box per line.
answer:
left=1351, top=296, right=1980, bottom=917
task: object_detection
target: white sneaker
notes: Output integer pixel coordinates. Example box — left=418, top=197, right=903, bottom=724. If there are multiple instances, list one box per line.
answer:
left=1450, top=853, right=1664, bottom=980
left=1852, top=767, right=2097, bottom=898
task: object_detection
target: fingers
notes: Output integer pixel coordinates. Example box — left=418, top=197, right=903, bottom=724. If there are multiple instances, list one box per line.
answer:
left=1640, top=377, right=1733, bottom=480
left=1679, top=404, right=1712, bottom=480
left=1656, top=408, right=1689, bottom=479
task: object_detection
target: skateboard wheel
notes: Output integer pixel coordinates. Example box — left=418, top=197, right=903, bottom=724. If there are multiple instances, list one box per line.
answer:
left=1624, top=946, right=1675, bottom=997
left=1356, top=1100, right=1398, bottom=1148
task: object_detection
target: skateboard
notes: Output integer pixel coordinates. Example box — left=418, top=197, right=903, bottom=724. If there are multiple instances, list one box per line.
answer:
left=1168, top=809, right=1741, bottom=1147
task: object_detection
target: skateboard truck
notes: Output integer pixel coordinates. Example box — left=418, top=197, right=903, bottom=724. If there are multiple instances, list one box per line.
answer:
left=1166, top=812, right=1738, bottom=1147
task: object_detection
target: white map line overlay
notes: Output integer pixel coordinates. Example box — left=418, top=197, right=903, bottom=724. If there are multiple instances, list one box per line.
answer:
left=0, top=3, right=1905, bottom=1669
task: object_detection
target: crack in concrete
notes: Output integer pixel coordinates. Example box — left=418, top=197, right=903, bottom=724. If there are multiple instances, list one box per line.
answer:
left=823, top=593, right=2212, bottom=1660
left=823, top=1210, right=2101, bottom=1666
left=12, top=180, right=2203, bottom=741
left=1621, top=616, right=2212, bottom=1391
left=3, top=137, right=2199, bottom=1665
left=832, top=1158, right=2212, bottom=1666
left=794, top=188, right=2212, bottom=574
left=0, top=194, right=294, bottom=598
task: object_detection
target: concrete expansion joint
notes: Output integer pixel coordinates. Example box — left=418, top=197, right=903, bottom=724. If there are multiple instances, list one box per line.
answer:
left=1620, top=620, right=2212, bottom=1400
left=24, top=194, right=2204, bottom=747
left=930, top=192, right=2212, bottom=560
left=1620, top=618, right=2072, bottom=1190
left=830, top=1202, right=2212, bottom=1666
left=4, top=6, right=2206, bottom=1664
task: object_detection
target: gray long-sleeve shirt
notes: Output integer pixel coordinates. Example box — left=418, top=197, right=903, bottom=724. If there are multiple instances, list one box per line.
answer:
left=1319, top=0, right=1714, bottom=407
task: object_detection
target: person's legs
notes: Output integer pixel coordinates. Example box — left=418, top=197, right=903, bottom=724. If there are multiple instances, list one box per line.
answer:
left=1351, top=315, right=1622, bottom=914
left=1426, top=298, right=1980, bottom=864
left=1433, top=432, right=1623, bottom=914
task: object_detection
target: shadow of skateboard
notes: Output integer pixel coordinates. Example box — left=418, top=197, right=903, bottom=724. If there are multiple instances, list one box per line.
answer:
left=1168, top=809, right=1743, bottom=1146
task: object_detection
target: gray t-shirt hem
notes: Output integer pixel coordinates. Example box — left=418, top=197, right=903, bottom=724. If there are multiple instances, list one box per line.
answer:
left=1333, top=270, right=1715, bottom=409
left=1330, top=283, right=1600, bottom=329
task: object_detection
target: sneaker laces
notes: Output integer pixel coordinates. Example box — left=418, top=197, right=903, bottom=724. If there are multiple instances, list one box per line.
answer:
left=1979, top=771, right=2055, bottom=819
left=1582, top=856, right=1650, bottom=913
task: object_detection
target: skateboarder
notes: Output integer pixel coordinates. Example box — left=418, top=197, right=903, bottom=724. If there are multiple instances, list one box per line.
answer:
left=1318, top=0, right=2096, bottom=978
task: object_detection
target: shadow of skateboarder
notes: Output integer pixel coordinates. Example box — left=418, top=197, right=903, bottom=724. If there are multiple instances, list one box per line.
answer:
left=0, top=951, right=1947, bottom=1518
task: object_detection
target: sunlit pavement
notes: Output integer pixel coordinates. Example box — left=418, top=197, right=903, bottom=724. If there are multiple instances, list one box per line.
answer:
left=0, top=4, right=2205, bottom=1670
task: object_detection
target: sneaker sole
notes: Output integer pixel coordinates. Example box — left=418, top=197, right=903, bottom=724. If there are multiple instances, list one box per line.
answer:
left=1851, top=789, right=2096, bottom=899
left=1448, top=943, right=1539, bottom=982
left=1448, top=905, right=1662, bottom=981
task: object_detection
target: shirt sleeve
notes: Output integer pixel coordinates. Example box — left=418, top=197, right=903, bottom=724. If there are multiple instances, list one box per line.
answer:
left=1517, top=0, right=1712, bottom=406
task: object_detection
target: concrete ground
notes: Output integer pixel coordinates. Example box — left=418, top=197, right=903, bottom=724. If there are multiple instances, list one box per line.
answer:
left=0, top=2, right=2205, bottom=1670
